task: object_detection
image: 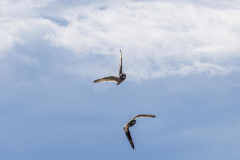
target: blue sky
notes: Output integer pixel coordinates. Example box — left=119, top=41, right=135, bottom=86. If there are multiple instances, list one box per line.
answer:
left=1, top=0, right=240, bottom=159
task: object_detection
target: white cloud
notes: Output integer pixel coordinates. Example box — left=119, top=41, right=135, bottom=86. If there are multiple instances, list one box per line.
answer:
left=1, top=0, right=240, bottom=81
left=0, top=0, right=56, bottom=58
left=49, top=1, right=240, bottom=79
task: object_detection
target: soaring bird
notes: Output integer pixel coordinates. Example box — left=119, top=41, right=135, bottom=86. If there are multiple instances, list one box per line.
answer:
left=123, top=114, right=156, bottom=149
left=93, top=50, right=126, bottom=86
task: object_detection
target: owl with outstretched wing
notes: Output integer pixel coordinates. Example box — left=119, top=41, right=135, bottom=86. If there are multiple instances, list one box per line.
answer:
left=123, top=114, right=156, bottom=149
left=93, top=50, right=126, bottom=86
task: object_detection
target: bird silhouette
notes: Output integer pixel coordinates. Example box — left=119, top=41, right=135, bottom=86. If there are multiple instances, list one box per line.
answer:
left=93, top=50, right=126, bottom=86
left=123, top=114, right=156, bottom=149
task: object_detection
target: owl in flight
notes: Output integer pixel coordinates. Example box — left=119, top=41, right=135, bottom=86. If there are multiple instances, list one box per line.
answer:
left=123, top=114, right=156, bottom=149
left=93, top=50, right=126, bottom=86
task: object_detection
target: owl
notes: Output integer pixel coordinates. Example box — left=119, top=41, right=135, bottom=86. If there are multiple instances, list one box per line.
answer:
left=123, top=114, right=156, bottom=149
left=93, top=50, right=126, bottom=86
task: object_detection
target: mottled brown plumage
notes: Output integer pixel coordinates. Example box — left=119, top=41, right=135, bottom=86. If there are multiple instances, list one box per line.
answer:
left=123, top=114, right=156, bottom=149
left=93, top=50, right=126, bottom=86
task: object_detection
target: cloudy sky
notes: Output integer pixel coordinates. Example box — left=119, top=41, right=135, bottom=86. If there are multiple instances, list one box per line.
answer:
left=1, top=0, right=240, bottom=159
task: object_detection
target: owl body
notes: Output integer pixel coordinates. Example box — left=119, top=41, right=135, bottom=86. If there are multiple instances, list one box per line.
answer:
left=128, top=120, right=136, bottom=127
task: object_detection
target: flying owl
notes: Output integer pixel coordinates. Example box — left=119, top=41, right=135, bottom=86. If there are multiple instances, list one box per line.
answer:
left=123, top=114, right=156, bottom=149
left=93, top=50, right=126, bottom=86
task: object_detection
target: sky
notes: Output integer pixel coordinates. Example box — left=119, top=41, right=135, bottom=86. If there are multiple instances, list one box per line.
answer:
left=0, top=0, right=240, bottom=159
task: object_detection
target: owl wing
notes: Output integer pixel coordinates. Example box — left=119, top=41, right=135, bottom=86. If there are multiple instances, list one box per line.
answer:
left=132, top=114, right=156, bottom=120
left=119, top=50, right=122, bottom=76
left=124, top=126, right=134, bottom=149
left=93, top=76, right=119, bottom=83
